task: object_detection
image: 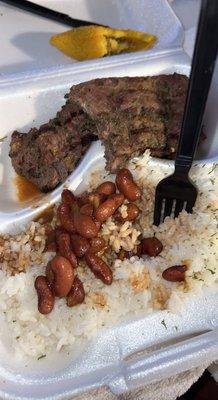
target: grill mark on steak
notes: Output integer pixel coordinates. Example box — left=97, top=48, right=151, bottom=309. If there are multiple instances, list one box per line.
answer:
left=9, top=101, right=98, bottom=192
left=9, top=74, right=189, bottom=191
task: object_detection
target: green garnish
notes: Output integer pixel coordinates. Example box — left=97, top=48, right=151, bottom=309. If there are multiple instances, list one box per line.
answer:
left=210, top=178, right=215, bottom=185
left=161, top=319, right=167, bottom=329
left=206, top=268, right=215, bottom=275
left=191, top=272, right=204, bottom=281
left=208, top=164, right=217, bottom=174
left=37, top=354, right=46, bottom=360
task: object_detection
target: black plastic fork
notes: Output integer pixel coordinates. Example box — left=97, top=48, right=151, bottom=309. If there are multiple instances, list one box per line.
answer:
left=1, top=0, right=104, bottom=27
left=154, top=0, right=218, bottom=226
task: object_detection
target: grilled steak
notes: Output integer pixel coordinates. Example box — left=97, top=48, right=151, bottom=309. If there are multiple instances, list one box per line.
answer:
left=10, top=102, right=97, bottom=192
left=68, top=74, right=188, bottom=170
left=9, top=74, right=188, bottom=191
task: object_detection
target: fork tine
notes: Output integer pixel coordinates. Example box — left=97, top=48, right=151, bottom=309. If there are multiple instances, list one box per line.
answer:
left=153, top=195, right=163, bottom=226
left=174, top=200, right=185, bottom=218
left=185, top=200, right=195, bottom=213
left=163, top=198, right=173, bottom=220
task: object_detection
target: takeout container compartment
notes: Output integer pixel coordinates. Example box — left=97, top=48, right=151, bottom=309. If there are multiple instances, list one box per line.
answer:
left=0, top=126, right=218, bottom=398
left=0, top=287, right=217, bottom=400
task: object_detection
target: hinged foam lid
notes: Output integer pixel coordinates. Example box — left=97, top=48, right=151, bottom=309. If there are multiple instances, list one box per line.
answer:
left=0, top=0, right=184, bottom=83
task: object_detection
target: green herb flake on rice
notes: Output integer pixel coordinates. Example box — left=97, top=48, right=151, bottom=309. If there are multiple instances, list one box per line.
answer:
left=0, top=151, right=217, bottom=358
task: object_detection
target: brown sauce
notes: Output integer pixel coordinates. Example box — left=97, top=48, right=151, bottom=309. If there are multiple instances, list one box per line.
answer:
left=34, top=206, right=55, bottom=224
left=14, top=175, right=41, bottom=202
left=34, top=207, right=56, bottom=253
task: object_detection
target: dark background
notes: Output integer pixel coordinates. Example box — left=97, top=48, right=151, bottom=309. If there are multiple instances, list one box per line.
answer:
left=178, top=370, right=217, bottom=400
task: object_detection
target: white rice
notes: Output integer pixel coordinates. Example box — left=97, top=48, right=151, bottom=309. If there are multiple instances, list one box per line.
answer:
left=0, top=152, right=217, bottom=359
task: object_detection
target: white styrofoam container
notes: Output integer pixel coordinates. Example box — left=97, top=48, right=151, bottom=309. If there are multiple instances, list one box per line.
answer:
left=0, top=50, right=218, bottom=399
left=0, top=1, right=217, bottom=399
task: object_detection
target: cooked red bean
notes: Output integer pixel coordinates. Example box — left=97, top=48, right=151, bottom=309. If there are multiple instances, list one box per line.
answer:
left=94, top=198, right=116, bottom=222
left=80, top=203, right=94, bottom=216
left=118, top=244, right=142, bottom=260
left=46, top=255, right=74, bottom=297
left=116, top=168, right=141, bottom=201
left=162, top=265, right=187, bottom=282
left=94, top=193, right=124, bottom=222
left=141, top=237, right=163, bottom=257
left=34, top=276, right=54, bottom=315
left=113, top=210, right=124, bottom=223
left=89, top=237, right=106, bottom=253
left=94, top=219, right=102, bottom=231
left=114, top=203, right=140, bottom=223
left=96, top=181, right=116, bottom=196
left=44, top=241, right=57, bottom=253
left=61, top=189, right=77, bottom=207
left=73, top=208, right=100, bottom=238
left=55, top=226, right=67, bottom=236
left=126, top=203, right=140, bottom=221
left=77, top=191, right=89, bottom=206
left=44, top=221, right=55, bottom=235
left=56, top=231, right=77, bottom=268
left=57, top=203, right=75, bottom=233
left=85, top=253, right=113, bottom=285
left=71, top=234, right=90, bottom=257
left=66, top=276, right=85, bottom=307
left=136, top=243, right=142, bottom=257
left=111, top=193, right=125, bottom=207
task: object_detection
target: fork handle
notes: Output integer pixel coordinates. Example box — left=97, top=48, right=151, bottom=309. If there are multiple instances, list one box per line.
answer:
left=1, top=0, right=102, bottom=27
left=175, top=0, right=218, bottom=173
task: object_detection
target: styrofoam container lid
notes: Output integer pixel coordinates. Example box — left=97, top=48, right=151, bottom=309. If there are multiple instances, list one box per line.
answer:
left=0, top=0, right=184, bottom=82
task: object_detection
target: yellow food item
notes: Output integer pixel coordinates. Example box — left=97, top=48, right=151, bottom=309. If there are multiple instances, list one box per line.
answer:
left=50, top=25, right=157, bottom=61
